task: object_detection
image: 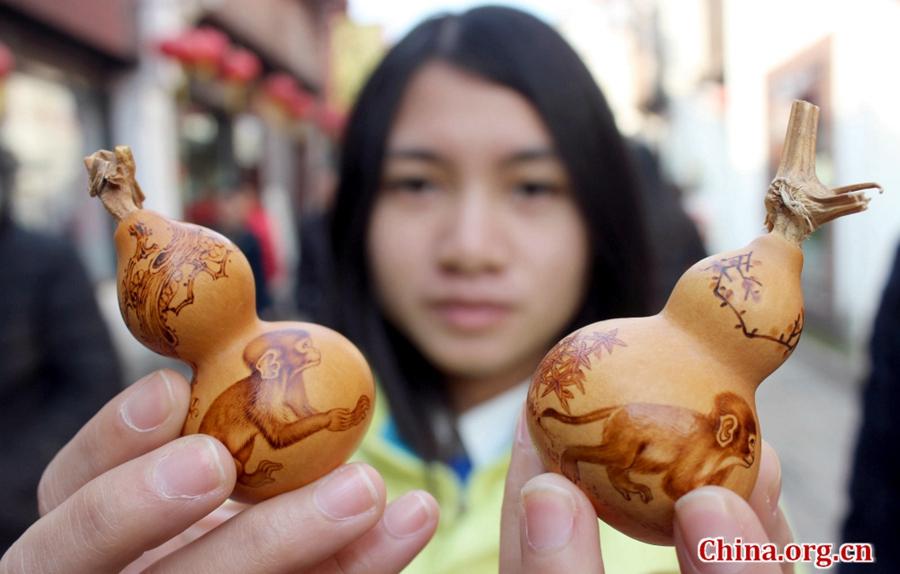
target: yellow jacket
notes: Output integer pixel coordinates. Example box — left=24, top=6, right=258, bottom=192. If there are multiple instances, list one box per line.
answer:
left=351, top=393, right=680, bottom=573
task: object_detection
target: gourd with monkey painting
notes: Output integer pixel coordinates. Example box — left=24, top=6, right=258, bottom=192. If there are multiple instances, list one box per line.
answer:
left=85, top=147, right=375, bottom=504
left=527, top=100, right=882, bottom=545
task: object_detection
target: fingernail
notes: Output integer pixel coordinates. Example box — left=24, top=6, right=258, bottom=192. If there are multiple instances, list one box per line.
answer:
left=154, top=436, right=226, bottom=499
left=674, top=489, right=746, bottom=573
left=121, top=371, right=175, bottom=432
left=314, top=464, right=378, bottom=520
left=384, top=492, right=433, bottom=538
left=522, top=477, right=575, bottom=552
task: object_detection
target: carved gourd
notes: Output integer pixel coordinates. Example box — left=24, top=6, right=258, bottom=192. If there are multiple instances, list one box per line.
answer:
left=526, top=100, right=881, bottom=544
left=86, top=147, right=374, bottom=503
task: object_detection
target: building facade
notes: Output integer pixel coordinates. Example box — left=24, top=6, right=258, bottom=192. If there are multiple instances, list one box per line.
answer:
left=0, top=0, right=344, bottom=380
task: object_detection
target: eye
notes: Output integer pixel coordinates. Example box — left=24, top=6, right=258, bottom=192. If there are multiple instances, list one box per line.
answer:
left=513, top=180, right=561, bottom=198
left=383, top=177, right=438, bottom=194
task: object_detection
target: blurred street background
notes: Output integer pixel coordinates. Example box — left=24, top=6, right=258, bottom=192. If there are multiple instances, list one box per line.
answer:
left=2, top=0, right=899, bottom=551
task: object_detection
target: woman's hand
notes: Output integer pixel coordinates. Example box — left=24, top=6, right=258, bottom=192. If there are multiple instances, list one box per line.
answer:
left=500, top=410, right=795, bottom=573
left=1, top=370, right=439, bottom=574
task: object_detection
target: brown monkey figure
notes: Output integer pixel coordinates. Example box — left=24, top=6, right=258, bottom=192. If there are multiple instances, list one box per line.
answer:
left=538, top=392, right=757, bottom=503
left=200, top=328, right=371, bottom=487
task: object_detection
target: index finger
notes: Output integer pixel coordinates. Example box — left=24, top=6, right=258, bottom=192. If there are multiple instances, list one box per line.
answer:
left=38, top=369, right=192, bottom=514
left=499, top=407, right=547, bottom=572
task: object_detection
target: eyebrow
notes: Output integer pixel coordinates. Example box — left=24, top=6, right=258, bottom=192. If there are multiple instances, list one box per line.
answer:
left=501, top=147, right=559, bottom=166
left=385, top=148, right=444, bottom=163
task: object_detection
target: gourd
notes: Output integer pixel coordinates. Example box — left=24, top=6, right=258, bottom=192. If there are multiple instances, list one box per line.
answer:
left=526, top=100, right=881, bottom=545
left=85, top=147, right=374, bottom=503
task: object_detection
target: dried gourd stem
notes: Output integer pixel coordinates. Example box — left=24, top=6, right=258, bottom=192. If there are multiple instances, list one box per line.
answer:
left=765, top=100, right=882, bottom=244
left=84, top=146, right=145, bottom=222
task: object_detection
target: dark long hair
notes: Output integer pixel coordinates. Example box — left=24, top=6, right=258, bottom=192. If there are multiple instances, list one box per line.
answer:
left=324, top=6, right=654, bottom=463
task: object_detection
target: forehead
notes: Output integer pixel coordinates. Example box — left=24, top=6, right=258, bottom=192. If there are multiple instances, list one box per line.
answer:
left=387, top=62, right=554, bottom=154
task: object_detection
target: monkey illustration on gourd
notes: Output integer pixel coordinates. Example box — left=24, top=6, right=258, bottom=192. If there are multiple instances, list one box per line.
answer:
left=537, top=392, right=757, bottom=503
left=527, top=242, right=797, bottom=506
left=531, top=327, right=759, bottom=505
left=200, top=329, right=371, bottom=487
left=88, top=146, right=375, bottom=503
left=524, top=100, right=882, bottom=545
left=119, top=217, right=370, bottom=488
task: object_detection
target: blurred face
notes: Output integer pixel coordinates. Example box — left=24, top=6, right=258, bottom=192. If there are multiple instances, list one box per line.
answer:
left=368, top=62, right=590, bottom=389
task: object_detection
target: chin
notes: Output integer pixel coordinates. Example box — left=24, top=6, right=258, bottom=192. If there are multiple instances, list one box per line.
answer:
left=427, top=342, right=529, bottom=382
left=428, top=346, right=504, bottom=375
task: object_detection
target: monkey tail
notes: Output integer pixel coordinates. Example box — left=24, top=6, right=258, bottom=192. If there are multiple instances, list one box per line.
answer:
left=539, top=405, right=618, bottom=425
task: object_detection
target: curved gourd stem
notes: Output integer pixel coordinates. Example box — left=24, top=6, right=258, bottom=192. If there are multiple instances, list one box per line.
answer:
left=765, top=100, right=882, bottom=244
left=84, top=146, right=145, bottom=222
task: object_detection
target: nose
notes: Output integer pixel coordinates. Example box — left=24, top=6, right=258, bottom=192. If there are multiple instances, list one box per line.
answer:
left=436, top=187, right=507, bottom=274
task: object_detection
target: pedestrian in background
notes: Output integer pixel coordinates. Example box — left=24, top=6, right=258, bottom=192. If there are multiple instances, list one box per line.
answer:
left=0, top=144, right=122, bottom=552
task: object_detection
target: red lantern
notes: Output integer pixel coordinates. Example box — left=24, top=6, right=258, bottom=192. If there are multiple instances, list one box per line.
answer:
left=262, top=73, right=316, bottom=124
left=186, top=27, right=229, bottom=70
left=158, top=35, right=193, bottom=63
left=263, top=73, right=297, bottom=107
left=221, top=48, right=261, bottom=85
left=287, top=87, right=314, bottom=120
left=157, top=27, right=228, bottom=77
left=0, top=42, right=15, bottom=79
left=315, top=105, right=346, bottom=138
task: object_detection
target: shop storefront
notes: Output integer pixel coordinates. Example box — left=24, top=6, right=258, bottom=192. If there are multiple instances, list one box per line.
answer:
left=1, top=0, right=345, bottom=315
left=0, top=0, right=137, bottom=281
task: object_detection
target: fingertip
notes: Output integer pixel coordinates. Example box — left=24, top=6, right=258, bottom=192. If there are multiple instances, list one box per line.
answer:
left=354, top=462, right=387, bottom=505
left=517, top=473, right=604, bottom=572
left=152, top=435, right=234, bottom=500
left=383, top=490, right=439, bottom=539
left=312, top=462, right=385, bottom=521
left=750, top=442, right=795, bottom=553
left=674, top=486, right=736, bottom=521
left=119, top=371, right=178, bottom=433
left=156, top=368, right=193, bottom=406
left=674, top=486, right=771, bottom=572
left=156, top=367, right=190, bottom=390
left=410, top=489, right=439, bottom=522
left=520, top=473, right=599, bottom=546
left=510, top=408, right=545, bottom=476
left=316, top=488, right=440, bottom=574
left=37, top=370, right=199, bottom=517
left=198, top=434, right=238, bottom=488
left=521, top=474, right=577, bottom=552
left=747, top=441, right=782, bottom=526
left=521, top=472, right=578, bottom=495
left=522, top=472, right=593, bottom=511
left=760, top=441, right=782, bottom=507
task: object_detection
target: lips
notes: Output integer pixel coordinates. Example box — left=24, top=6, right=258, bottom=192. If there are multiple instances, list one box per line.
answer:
left=430, top=299, right=513, bottom=331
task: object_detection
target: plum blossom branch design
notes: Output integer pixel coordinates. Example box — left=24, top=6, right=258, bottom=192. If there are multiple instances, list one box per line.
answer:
left=704, top=251, right=803, bottom=355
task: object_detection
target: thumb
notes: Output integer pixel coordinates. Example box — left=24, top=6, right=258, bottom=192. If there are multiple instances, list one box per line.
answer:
left=517, top=473, right=605, bottom=574
left=674, top=486, right=780, bottom=573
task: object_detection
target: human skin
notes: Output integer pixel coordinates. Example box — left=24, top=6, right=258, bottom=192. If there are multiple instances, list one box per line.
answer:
left=0, top=370, right=440, bottom=574
left=367, top=62, right=590, bottom=412
left=499, top=410, right=796, bottom=574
